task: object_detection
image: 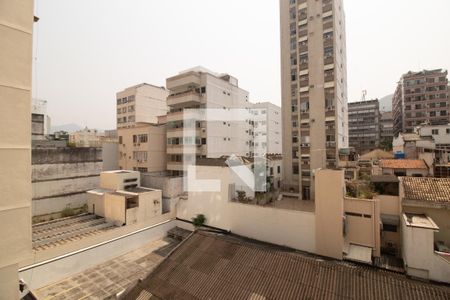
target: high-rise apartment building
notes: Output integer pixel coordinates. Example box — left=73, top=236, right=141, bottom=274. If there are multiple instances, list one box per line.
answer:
left=380, top=111, right=394, bottom=146
left=0, top=1, right=34, bottom=297
left=393, top=69, right=449, bottom=137
left=348, top=100, right=380, bottom=154
left=116, top=83, right=169, bottom=128
left=252, top=102, right=282, bottom=157
left=165, top=67, right=253, bottom=176
left=280, top=0, right=348, bottom=200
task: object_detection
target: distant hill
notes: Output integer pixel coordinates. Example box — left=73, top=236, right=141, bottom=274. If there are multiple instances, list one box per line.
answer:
left=379, top=94, right=393, bottom=112
left=51, top=123, right=82, bottom=133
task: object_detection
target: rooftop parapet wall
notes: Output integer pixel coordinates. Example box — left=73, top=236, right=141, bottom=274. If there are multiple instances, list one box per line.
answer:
left=32, top=147, right=102, bottom=165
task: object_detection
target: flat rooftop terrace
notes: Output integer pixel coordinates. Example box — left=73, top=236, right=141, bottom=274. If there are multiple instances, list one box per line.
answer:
left=34, top=236, right=182, bottom=299
left=32, top=213, right=118, bottom=251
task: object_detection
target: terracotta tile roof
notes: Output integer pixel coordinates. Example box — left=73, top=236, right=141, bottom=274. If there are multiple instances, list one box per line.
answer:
left=380, top=159, right=428, bottom=170
left=402, top=177, right=450, bottom=204
left=123, top=231, right=450, bottom=300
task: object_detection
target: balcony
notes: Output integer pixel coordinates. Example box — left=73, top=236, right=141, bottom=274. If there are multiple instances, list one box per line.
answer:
left=167, top=90, right=203, bottom=108
left=324, top=56, right=334, bottom=65
left=323, top=4, right=332, bottom=13
left=323, top=21, right=333, bottom=30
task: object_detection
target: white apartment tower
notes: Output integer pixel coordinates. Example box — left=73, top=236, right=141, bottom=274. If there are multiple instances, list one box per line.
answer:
left=280, top=0, right=348, bottom=200
left=166, top=67, right=253, bottom=176
left=252, top=102, right=282, bottom=157
left=116, top=83, right=169, bottom=128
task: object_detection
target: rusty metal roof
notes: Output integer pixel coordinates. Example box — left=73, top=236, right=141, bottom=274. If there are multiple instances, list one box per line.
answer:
left=123, top=231, right=450, bottom=300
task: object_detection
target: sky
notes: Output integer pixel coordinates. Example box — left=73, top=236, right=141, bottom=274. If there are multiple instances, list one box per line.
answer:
left=33, top=0, right=450, bottom=130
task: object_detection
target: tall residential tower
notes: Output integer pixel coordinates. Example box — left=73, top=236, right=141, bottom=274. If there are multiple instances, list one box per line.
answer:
left=280, top=0, right=348, bottom=200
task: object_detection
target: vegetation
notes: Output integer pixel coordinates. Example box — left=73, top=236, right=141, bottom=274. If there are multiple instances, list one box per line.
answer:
left=192, top=214, right=206, bottom=228
left=61, top=206, right=76, bottom=218
left=237, top=190, right=247, bottom=202
left=346, top=180, right=377, bottom=199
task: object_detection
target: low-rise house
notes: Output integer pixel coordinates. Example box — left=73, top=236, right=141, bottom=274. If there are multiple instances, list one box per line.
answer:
left=400, top=177, right=450, bottom=283
left=87, top=170, right=162, bottom=226
left=379, top=159, right=429, bottom=177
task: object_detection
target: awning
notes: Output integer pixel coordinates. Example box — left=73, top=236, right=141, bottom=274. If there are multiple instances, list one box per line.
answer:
left=344, top=244, right=373, bottom=264
left=381, top=214, right=400, bottom=226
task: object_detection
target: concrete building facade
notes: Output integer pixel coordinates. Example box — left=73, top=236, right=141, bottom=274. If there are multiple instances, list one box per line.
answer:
left=166, top=67, right=253, bottom=176
left=280, top=0, right=348, bottom=200
left=393, top=69, right=449, bottom=137
left=116, top=83, right=169, bottom=128
left=380, top=111, right=394, bottom=146
left=118, top=123, right=167, bottom=173
left=87, top=171, right=162, bottom=226
left=32, top=147, right=103, bottom=219
left=0, top=1, right=34, bottom=298
left=31, top=99, right=51, bottom=140
left=69, top=127, right=104, bottom=148
left=348, top=99, right=381, bottom=154
left=252, top=102, right=282, bottom=157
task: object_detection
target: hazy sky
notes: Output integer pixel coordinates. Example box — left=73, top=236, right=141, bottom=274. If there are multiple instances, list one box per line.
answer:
left=33, top=0, right=450, bottom=130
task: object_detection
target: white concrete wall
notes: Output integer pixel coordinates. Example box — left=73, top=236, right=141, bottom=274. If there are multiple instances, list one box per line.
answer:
left=229, top=202, right=315, bottom=253
left=32, top=193, right=87, bottom=216
left=32, top=162, right=102, bottom=181
left=32, top=176, right=99, bottom=200
left=177, top=165, right=316, bottom=253
left=141, top=174, right=183, bottom=198
left=402, top=217, right=450, bottom=283
left=102, top=142, right=119, bottom=171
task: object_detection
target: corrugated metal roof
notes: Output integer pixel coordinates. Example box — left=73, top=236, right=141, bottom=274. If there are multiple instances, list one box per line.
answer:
left=123, top=231, right=450, bottom=300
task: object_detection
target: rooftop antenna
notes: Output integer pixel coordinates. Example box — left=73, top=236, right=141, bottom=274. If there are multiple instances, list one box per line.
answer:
left=361, top=90, right=367, bottom=102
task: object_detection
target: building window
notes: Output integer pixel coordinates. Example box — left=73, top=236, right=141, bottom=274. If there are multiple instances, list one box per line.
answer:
left=117, top=99, right=122, bottom=105
left=383, top=224, right=397, bottom=232
left=277, top=166, right=281, bottom=174
left=133, top=151, right=148, bottom=162
left=293, top=164, right=299, bottom=175
left=128, top=95, right=135, bottom=102
left=447, top=129, right=450, bottom=135
left=432, top=129, right=439, bottom=135
left=119, top=136, right=123, bottom=144
left=128, top=105, right=135, bottom=112
left=122, top=107, right=127, bottom=113
left=139, top=134, right=148, bottom=143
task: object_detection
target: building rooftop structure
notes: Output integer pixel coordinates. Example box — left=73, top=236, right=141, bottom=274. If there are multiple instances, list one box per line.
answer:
left=123, top=231, right=450, bottom=299
left=380, top=159, right=428, bottom=170
left=403, top=213, right=440, bottom=230
left=360, top=149, right=394, bottom=160
left=32, top=214, right=117, bottom=251
left=402, top=177, right=450, bottom=204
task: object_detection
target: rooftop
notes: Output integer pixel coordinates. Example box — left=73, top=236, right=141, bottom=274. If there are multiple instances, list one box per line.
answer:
left=196, top=155, right=253, bottom=167
left=400, top=133, right=422, bottom=142
left=360, top=149, right=394, bottom=160
left=35, top=236, right=181, bottom=299
left=403, top=213, right=439, bottom=230
left=402, top=177, right=450, bottom=204
left=123, top=231, right=450, bottom=299
left=32, top=214, right=118, bottom=251
left=380, top=159, right=428, bottom=170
